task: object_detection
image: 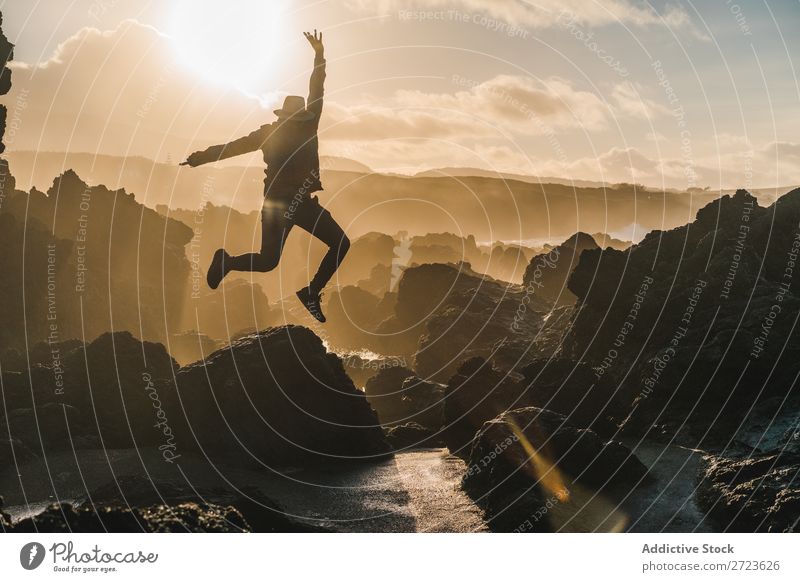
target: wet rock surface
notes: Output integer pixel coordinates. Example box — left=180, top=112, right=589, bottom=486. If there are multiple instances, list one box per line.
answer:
left=697, top=452, right=800, bottom=532
left=7, top=501, right=251, bottom=533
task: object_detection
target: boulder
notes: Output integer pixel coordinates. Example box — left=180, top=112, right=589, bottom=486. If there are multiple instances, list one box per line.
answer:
left=522, top=232, right=599, bottom=306
left=382, top=262, right=558, bottom=382
left=364, top=366, right=444, bottom=429
left=165, top=325, right=390, bottom=465
left=384, top=422, right=443, bottom=449
left=443, top=357, right=532, bottom=455
left=462, top=407, right=648, bottom=532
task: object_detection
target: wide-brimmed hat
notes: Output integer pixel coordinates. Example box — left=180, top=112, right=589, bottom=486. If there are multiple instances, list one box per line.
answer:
left=274, top=95, right=315, bottom=121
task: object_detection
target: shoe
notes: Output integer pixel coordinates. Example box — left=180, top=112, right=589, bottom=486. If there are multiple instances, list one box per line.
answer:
left=207, top=248, right=229, bottom=289
left=296, top=286, right=326, bottom=323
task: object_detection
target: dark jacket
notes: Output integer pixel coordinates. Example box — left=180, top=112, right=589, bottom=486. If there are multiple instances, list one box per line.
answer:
left=191, top=55, right=326, bottom=201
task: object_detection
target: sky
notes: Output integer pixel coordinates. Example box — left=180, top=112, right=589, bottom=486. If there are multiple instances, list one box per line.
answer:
left=1, top=0, right=799, bottom=189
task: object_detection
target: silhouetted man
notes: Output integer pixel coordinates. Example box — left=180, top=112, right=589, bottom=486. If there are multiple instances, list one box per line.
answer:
left=181, top=30, right=346, bottom=323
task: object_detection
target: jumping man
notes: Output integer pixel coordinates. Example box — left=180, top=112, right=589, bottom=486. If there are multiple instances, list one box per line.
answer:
left=181, top=30, right=346, bottom=323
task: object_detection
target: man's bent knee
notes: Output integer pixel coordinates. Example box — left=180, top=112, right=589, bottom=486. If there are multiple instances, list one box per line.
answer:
left=251, top=253, right=280, bottom=272
left=337, top=235, right=350, bottom=257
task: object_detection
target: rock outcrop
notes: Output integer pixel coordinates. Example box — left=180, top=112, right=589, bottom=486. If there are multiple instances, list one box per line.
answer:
left=377, top=262, right=563, bottom=382
left=523, top=232, right=599, bottom=306
left=166, top=325, right=390, bottom=465
left=0, top=331, right=178, bottom=453
left=7, top=501, right=250, bottom=533
left=1, top=171, right=193, bottom=351
left=443, top=358, right=533, bottom=455
left=561, top=189, right=800, bottom=442
left=697, top=452, right=799, bottom=532
left=462, top=407, right=648, bottom=532
left=364, top=366, right=444, bottom=429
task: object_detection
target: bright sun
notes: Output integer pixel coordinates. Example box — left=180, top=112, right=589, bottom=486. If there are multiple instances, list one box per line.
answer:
left=168, top=0, right=285, bottom=91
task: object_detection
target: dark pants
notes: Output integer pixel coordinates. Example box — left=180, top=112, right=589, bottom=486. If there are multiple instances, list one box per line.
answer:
left=227, top=195, right=350, bottom=293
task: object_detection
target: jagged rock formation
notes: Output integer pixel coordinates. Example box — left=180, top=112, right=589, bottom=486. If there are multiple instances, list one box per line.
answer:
left=462, top=407, right=648, bottom=532
left=165, top=325, right=390, bottom=465
left=0, top=171, right=193, bottom=351
left=0, top=331, right=179, bottom=454
left=592, top=232, right=631, bottom=251
left=522, top=232, right=599, bottom=306
left=376, top=262, right=564, bottom=382
left=443, top=358, right=533, bottom=455
left=7, top=501, right=251, bottom=533
left=384, top=422, right=442, bottom=449
left=324, top=285, right=396, bottom=351
left=562, top=189, right=800, bottom=442
left=364, top=365, right=444, bottom=429
left=697, top=452, right=799, bottom=532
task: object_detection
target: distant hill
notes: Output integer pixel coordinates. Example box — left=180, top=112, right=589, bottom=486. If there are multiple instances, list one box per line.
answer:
left=414, top=167, right=608, bottom=189
left=1, top=150, right=744, bottom=242
left=6, top=150, right=371, bottom=192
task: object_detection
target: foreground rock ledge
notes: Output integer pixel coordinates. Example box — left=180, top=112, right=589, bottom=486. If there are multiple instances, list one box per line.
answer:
left=165, top=325, right=390, bottom=465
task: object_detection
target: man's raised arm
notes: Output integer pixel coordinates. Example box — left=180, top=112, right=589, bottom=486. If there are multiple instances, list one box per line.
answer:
left=304, top=30, right=326, bottom=126
left=181, top=124, right=272, bottom=167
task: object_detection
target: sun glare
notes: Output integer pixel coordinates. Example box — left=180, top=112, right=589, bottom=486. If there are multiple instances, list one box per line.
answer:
left=168, top=0, right=285, bottom=91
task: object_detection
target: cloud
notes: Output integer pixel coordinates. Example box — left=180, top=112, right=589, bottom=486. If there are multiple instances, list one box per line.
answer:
left=610, top=81, right=671, bottom=120
left=347, top=0, right=703, bottom=36
left=5, top=20, right=271, bottom=160
left=321, top=74, right=610, bottom=142
left=529, top=142, right=800, bottom=190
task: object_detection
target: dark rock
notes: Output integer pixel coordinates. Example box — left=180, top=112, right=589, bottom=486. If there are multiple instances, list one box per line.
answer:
left=519, top=358, right=618, bottom=436
left=697, top=452, right=800, bottom=532
left=165, top=325, right=390, bottom=465
left=1, top=170, right=192, bottom=351
left=7, top=501, right=249, bottom=533
left=85, top=475, right=326, bottom=532
left=325, top=285, right=395, bottom=352
left=364, top=366, right=444, bottom=429
left=462, top=407, right=648, bottom=532
left=384, top=422, right=443, bottom=449
left=381, top=262, right=559, bottom=382
left=443, top=357, right=532, bottom=456
left=0, top=332, right=179, bottom=452
left=559, top=188, right=800, bottom=444
left=523, top=232, right=599, bottom=306
left=0, top=436, right=38, bottom=466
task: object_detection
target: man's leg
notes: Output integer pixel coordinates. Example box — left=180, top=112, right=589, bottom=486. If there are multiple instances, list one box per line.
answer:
left=293, top=197, right=350, bottom=321
left=298, top=199, right=350, bottom=293
left=206, top=203, right=292, bottom=288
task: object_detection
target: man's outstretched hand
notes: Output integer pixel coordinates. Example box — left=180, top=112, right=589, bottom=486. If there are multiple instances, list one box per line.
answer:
left=304, top=30, right=324, bottom=56
left=180, top=152, right=201, bottom=167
